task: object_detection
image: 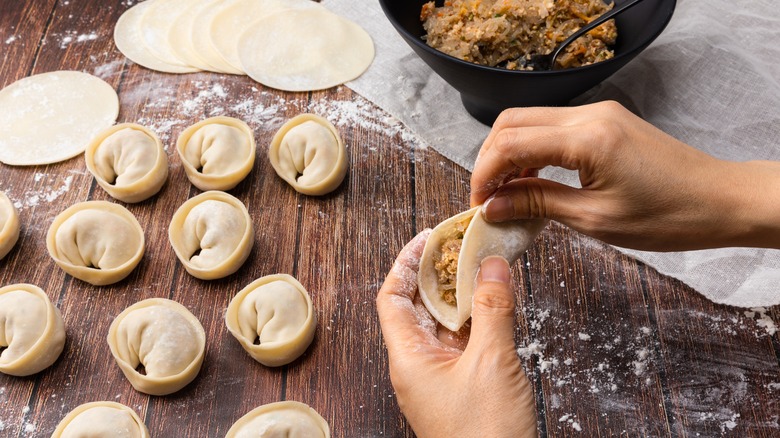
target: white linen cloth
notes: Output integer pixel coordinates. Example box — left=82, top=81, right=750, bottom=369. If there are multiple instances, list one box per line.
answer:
left=326, top=0, right=780, bottom=307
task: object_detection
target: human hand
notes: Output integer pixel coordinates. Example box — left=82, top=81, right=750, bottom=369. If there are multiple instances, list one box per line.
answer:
left=376, top=230, right=537, bottom=438
left=470, top=101, right=780, bottom=251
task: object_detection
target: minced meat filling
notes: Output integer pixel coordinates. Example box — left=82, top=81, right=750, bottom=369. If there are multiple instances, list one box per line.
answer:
left=433, top=217, right=472, bottom=305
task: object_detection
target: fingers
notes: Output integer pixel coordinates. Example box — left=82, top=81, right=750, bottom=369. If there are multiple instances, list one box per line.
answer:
left=481, top=177, right=593, bottom=224
left=463, top=256, right=517, bottom=356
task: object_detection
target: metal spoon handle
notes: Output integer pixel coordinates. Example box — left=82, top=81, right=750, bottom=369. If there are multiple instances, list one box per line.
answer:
left=550, top=0, right=646, bottom=64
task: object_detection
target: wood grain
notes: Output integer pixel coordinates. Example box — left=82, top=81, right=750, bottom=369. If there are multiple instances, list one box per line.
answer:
left=1, top=1, right=778, bottom=437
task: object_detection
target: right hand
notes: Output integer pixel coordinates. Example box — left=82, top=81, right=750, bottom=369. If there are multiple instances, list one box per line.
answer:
left=470, top=101, right=780, bottom=251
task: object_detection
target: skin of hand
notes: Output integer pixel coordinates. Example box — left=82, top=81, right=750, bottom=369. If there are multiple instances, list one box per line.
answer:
left=470, top=101, right=780, bottom=251
left=376, top=230, right=538, bottom=438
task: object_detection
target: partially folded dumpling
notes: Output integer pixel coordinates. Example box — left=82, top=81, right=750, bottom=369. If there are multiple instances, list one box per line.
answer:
left=0, top=190, right=20, bottom=260
left=52, top=401, right=149, bottom=438
left=419, top=207, right=546, bottom=331
left=226, top=401, right=330, bottom=438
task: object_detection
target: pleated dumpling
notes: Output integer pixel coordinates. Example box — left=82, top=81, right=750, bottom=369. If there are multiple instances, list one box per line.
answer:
left=46, top=201, right=145, bottom=286
left=0, top=190, right=20, bottom=260
left=226, top=401, right=330, bottom=438
left=177, top=116, right=256, bottom=191
left=226, top=274, right=316, bottom=367
left=169, top=191, right=254, bottom=280
left=419, top=207, right=546, bottom=331
left=107, top=298, right=206, bottom=396
left=52, top=401, right=149, bottom=438
left=269, top=114, right=347, bottom=196
left=0, top=284, right=66, bottom=376
left=85, top=123, right=168, bottom=203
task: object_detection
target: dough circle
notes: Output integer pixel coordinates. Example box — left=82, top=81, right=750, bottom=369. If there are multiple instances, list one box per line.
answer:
left=0, top=284, right=66, bottom=377
left=107, top=298, right=206, bottom=396
left=226, top=401, right=330, bottom=438
left=226, top=274, right=317, bottom=367
left=0, top=191, right=20, bottom=260
left=0, top=71, right=119, bottom=166
left=237, top=8, right=375, bottom=91
left=51, top=401, right=150, bottom=438
left=85, top=123, right=169, bottom=203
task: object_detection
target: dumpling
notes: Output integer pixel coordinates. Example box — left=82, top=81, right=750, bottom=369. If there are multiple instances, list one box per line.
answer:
left=0, top=190, right=20, bottom=260
left=226, top=274, right=316, bottom=367
left=85, top=123, right=168, bottom=203
left=176, top=116, right=256, bottom=191
left=46, top=201, right=145, bottom=286
left=418, top=207, right=546, bottom=331
left=226, top=401, right=330, bottom=438
left=169, top=191, right=254, bottom=280
left=107, top=298, right=206, bottom=396
left=0, top=284, right=65, bottom=376
left=52, top=401, right=149, bottom=438
left=268, top=114, right=347, bottom=196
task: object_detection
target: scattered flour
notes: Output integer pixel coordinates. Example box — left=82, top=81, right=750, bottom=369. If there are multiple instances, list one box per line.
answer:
left=577, top=332, right=591, bottom=341
left=5, top=35, right=16, bottom=44
left=744, top=307, right=777, bottom=336
left=6, top=172, right=77, bottom=210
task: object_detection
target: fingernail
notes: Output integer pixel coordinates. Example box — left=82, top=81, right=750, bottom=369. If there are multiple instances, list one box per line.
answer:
left=479, top=256, right=510, bottom=284
left=483, top=196, right=514, bottom=222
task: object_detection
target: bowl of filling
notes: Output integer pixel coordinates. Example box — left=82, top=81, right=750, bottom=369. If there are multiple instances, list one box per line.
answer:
left=379, top=0, right=676, bottom=125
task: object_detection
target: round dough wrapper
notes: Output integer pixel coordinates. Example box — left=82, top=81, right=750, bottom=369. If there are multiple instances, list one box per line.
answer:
left=46, top=201, right=145, bottom=286
left=226, top=274, right=317, bottom=367
left=85, top=123, right=169, bottom=203
left=169, top=191, right=254, bottom=280
left=237, top=8, right=375, bottom=91
left=190, top=0, right=246, bottom=75
left=52, top=401, right=150, bottom=438
left=168, top=0, right=226, bottom=72
left=0, top=71, right=119, bottom=166
left=0, top=284, right=66, bottom=377
left=107, top=298, right=206, bottom=396
left=0, top=191, right=20, bottom=260
left=114, top=0, right=199, bottom=73
left=176, top=116, right=256, bottom=191
left=138, top=0, right=200, bottom=70
left=226, top=401, right=330, bottom=438
left=269, top=114, right=347, bottom=196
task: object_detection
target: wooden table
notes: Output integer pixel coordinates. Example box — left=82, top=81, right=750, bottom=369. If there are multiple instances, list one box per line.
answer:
left=1, top=1, right=778, bottom=437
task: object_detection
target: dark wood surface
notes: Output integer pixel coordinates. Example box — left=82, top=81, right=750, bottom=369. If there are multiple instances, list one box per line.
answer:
left=1, top=1, right=778, bottom=437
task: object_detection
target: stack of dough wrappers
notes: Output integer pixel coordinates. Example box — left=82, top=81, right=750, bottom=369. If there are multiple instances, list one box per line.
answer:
left=114, top=0, right=375, bottom=92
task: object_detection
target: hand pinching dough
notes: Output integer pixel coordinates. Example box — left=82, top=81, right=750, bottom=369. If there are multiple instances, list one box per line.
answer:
left=0, top=71, right=119, bottom=165
left=47, top=201, right=145, bottom=286
left=419, top=207, right=546, bottom=331
left=0, top=191, right=20, bottom=260
left=0, top=284, right=66, bottom=377
left=52, top=401, right=150, bottom=438
left=269, top=114, right=347, bottom=196
left=85, top=123, right=169, bottom=203
left=176, top=116, right=256, bottom=191
left=108, top=298, right=206, bottom=396
left=169, top=191, right=254, bottom=280
left=226, top=401, right=330, bottom=438
left=226, top=274, right=317, bottom=367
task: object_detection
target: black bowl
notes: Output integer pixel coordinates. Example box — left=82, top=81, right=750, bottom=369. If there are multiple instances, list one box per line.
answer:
left=379, top=0, right=676, bottom=125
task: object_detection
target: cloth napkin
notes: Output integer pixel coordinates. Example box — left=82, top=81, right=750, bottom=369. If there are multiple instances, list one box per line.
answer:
left=326, top=0, right=780, bottom=308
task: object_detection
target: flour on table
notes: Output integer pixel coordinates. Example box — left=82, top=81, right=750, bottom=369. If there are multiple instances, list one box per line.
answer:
left=5, top=36, right=16, bottom=44
left=2, top=172, right=77, bottom=210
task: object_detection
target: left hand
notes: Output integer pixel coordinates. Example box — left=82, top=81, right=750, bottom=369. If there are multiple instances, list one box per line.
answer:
left=376, top=230, right=538, bottom=438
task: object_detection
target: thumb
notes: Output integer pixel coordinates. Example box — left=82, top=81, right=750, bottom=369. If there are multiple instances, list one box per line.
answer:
left=465, top=256, right=517, bottom=354
left=482, top=177, right=586, bottom=223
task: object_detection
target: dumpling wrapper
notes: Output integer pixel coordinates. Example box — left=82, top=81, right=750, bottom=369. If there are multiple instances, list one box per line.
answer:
left=0, top=284, right=66, bottom=377
left=52, top=401, right=149, bottom=438
left=226, top=274, right=317, bottom=367
left=237, top=7, right=374, bottom=91
left=419, top=207, right=546, bottom=331
left=0, top=191, right=20, bottom=260
left=107, top=298, right=206, bottom=396
left=226, top=401, right=330, bottom=438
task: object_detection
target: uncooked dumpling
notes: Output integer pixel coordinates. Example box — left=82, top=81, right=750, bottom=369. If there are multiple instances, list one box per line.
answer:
left=419, top=207, right=546, bottom=331
left=176, top=116, right=256, bottom=191
left=226, top=274, right=316, bottom=367
left=107, top=298, right=206, bottom=396
left=226, top=401, right=330, bottom=438
left=46, top=201, right=145, bottom=286
left=52, top=401, right=149, bottom=438
left=0, top=284, right=66, bottom=376
left=85, top=123, right=168, bottom=203
left=169, top=191, right=254, bottom=280
left=269, top=114, right=347, bottom=196
left=0, top=191, right=20, bottom=260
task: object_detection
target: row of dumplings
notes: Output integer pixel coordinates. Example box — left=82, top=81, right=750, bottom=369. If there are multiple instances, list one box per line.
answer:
left=87, top=112, right=348, bottom=203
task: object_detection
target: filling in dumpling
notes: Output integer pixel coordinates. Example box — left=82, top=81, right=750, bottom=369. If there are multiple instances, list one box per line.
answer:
left=184, top=124, right=251, bottom=176
left=238, top=280, right=309, bottom=346
left=0, top=290, right=47, bottom=365
left=94, top=127, right=159, bottom=186
left=60, top=405, right=144, bottom=438
left=279, top=120, right=340, bottom=185
left=55, top=209, right=142, bottom=270
left=433, top=216, right=473, bottom=305
left=181, top=200, right=246, bottom=269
